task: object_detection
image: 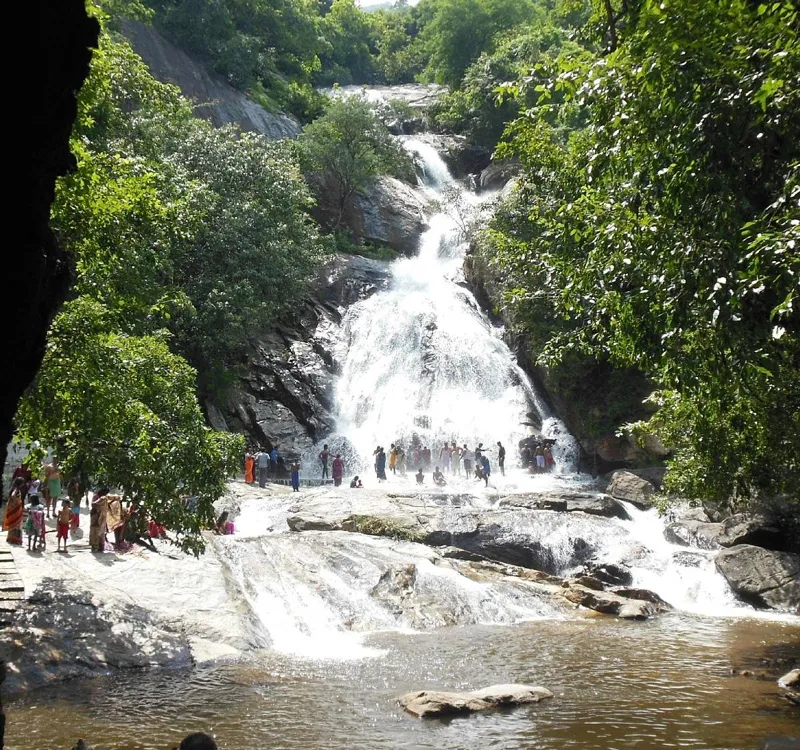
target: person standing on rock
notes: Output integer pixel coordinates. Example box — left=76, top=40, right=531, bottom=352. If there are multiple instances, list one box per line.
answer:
left=3, top=478, right=25, bottom=546
left=90, top=489, right=110, bottom=552
left=244, top=451, right=255, bottom=485
left=25, top=495, right=45, bottom=551
left=57, top=499, right=72, bottom=551
left=255, top=448, right=269, bottom=488
left=376, top=447, right=387, bottom=482
left=291, top=461, right=301, bottom=492
left=396, top=445, right=407, bottom=475
left=462, top=444, right=473, bottom=479
left=543, top=444, right=554, bottom=472
left=535, top=444, right=546, bottom=472
left=270, top=446, right=279, bottom=479
left=43, top=460, right=61, bottom=519
left=439, top=443, right=451, bottom=474
left=497, top=441, right=506, bottom=476
left=481, top=454, right=491, bottom=487
left=451, top=442, right=461, bottom=476
left=319, top=444, right=330, bottom=480
left=332, top=453, right=345, bottom=487
left=389, top=444, right=398, bottom=475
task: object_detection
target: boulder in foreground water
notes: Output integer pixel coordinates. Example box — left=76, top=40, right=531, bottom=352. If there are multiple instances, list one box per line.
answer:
left=715, top=545, right=800, bottom=611
left=399, top=684, right=553, bottom=718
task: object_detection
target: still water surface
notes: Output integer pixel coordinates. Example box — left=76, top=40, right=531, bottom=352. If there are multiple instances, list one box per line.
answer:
left=6, top=614, right=798, bottom=749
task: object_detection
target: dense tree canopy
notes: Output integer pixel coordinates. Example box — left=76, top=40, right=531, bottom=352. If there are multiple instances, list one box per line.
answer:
left=486, top=0, right=800, bottom=508
left=16, top=10, right=324, bottom=550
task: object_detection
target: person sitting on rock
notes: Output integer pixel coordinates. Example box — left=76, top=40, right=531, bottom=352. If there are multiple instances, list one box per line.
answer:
left=415, top=468, right=425, bottom=485
left=214, top=511, right=234, bottom=535
left=480, top=454, right=491, bottom=487
left=432, top=466, right=446, bottom=487
left=349, top=475, right=363, bottom=488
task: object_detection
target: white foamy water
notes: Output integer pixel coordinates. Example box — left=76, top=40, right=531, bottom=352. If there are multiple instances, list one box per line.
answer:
left=329, top=138, right=578, bottom=476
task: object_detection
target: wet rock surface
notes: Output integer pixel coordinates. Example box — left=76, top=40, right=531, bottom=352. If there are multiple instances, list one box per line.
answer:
left=0, top=578, right=191, bottom=696
left=502, top=492, right=631, bottom=520
left=715, top=545, right=800, bottom=611
left=215, top=255, right=392, bottom=456
left=717, top=513, right=790, bottom=552
left=349, top=177, right=429, bottom=256
left=287, top=488, right=669, bottom=620
left=608, top=470, right=656, bottom=509
left=287, top=488, right=621, bottom=574
left=664, top=519, right=723, bottom=550
left=399, top=684, right=553, bottom=718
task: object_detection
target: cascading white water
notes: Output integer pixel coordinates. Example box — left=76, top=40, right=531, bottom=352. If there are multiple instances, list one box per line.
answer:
left=330, top=138, right=578, bottom=475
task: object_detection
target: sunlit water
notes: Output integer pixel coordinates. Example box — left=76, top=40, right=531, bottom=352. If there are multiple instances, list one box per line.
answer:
left=318, top=138, right=579, bottom=476
left=7, top=616, right=798, bottom=749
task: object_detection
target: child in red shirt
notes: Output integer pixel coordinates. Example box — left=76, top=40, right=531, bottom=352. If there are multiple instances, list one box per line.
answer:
left=57, top=500, right=71, bottom=551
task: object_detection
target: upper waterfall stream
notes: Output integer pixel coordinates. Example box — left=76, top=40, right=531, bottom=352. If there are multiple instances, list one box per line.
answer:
left=327, top=137, right=578, bottom=475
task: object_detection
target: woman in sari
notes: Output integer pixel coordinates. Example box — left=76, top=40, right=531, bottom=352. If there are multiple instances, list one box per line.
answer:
left=244, top=452, right=255, bottom=484
left=89, top=490, right=110, bottom=552
left=3, top=478, right=25, bottom=545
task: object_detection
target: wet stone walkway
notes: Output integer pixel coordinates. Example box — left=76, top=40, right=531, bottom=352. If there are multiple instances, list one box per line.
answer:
left=0, top=540, right=24, bottom=627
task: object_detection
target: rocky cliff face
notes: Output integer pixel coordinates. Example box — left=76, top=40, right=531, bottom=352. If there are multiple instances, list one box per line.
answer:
left=119, top=19, right=301, bottom=140
left=464, top=236, right=657, bottom=475
left=4, top=0, right=98, bottom=496
left=210, top=255, right=392, bottom=458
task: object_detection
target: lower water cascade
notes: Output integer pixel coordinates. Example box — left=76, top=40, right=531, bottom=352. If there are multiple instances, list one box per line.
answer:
left=224, top=139, right=788, bottom=661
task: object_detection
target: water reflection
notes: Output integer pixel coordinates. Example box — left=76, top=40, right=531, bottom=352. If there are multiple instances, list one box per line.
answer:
left=7, top=615, right=798, bottom=749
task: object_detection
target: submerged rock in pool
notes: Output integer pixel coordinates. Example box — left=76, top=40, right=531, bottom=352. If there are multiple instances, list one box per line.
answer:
left=399, top=683, right=553, bottom=718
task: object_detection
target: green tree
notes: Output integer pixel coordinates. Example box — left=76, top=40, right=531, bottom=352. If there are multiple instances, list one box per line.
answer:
left=489, top=0, right=800, bottom=508
left=297, top=95, right=414, bottom=227
left=416, top=0, right=539, bottom=87
left=15, top=298, right=243, bottom=556
left=54, top=28, right=325, bottom=396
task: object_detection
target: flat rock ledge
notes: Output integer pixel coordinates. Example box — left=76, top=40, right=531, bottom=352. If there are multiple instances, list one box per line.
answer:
left=399, top=684, right=553, bottom=718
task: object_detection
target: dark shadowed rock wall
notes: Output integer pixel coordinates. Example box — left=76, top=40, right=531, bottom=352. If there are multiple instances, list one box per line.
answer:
left=3, top=0, right=99, bottom=495
left=210, top=255, right=392, bottom=459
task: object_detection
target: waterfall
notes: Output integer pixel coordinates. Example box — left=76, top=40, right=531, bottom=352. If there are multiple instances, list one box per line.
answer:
left=327, top=137, right=578, bottom=476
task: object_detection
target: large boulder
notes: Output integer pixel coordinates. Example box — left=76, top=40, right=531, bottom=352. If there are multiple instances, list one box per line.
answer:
left=478, top=161, right=519, bottom=192
left=664, top=519, right=723, bottom=550
left=560, top=585, right=659, bottom=620
left=287, top=488, right=626, bottom=575
left=608, top=470, right=656, bottom=509
left=348, top=177, right=429, bottom=256
left=501, top=492, right=631, bottom=520
left=715, top=545, right=800, bottom=611
left=716, top=513, right=789, bottom=552
left=120, top=19, right=300, bottom=139
left=399, top=684, right=553, bottom=718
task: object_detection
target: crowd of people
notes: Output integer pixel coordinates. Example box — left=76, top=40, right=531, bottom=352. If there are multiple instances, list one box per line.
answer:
left=1, top=459, right=199, bottom=553
left=521, top=438, right=557, bottom=474
left=240, top=435, right=557, bottom=495
left=365, top=440, right=507, bottom=488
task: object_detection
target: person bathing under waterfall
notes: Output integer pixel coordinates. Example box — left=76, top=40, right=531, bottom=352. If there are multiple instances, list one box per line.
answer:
left=433, top=466, right=446, bottom=486
left=439, top=443, right=451, bottom=474
left=290, top=461, right=300, bottom=492
left=497, top=441, right=506, bottom=476
left=415, top=468, right=425, bottom=485
left=389, top=444, right=398, bottom=474
left=319, top=444, right=330, bottom=480
left=332, top=454, right=344, bottom=486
